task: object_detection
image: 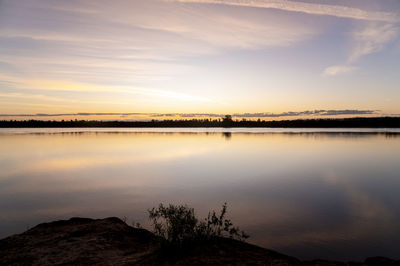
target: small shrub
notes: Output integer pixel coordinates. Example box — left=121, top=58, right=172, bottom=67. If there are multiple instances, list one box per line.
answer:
left=131, top=221, right=142, bottom=229
left=120, top=216, right=142, bottom=229
left=198, top=203, right=249, bottom=241
left=148, top=203, right=248, bottom=249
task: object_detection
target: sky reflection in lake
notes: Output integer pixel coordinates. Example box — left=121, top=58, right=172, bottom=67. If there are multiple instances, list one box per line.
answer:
left=0, top=129, right=399, bottom=261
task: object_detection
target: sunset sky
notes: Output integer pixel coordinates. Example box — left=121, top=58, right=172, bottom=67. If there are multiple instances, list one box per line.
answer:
left=0, top=0, right=399, bottom=120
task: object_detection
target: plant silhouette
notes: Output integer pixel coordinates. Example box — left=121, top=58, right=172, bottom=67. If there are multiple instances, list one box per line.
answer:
left=148, top=203, right=248, bottom=251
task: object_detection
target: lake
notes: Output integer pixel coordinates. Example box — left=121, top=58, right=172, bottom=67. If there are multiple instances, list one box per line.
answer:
left=1, top=128, right=400, bottom=261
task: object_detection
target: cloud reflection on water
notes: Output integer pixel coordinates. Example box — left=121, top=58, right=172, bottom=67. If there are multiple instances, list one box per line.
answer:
left=0, top=131, right=399, bottom=261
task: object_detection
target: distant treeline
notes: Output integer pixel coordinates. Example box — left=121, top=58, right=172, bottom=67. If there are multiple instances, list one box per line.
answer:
left=1, top=116, right=400, bottom=128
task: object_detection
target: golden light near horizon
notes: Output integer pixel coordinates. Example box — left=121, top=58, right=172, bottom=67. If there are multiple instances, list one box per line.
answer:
left=0, top=0, right=399, bottom=120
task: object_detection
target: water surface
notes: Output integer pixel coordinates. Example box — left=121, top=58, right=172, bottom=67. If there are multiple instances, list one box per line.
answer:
left=1, top=128, right=399, bottom=261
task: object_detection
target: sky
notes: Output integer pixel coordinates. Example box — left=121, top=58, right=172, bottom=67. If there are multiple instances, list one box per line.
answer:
left=0, top=0, right=399, bottom=120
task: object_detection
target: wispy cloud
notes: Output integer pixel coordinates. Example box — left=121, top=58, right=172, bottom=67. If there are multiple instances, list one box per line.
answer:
left=0, top=110, right=379, bottom=118
left=0, top=73, right=213, bottom=103
left=168, top=0, right=400, bottom=23
left=0, top=0, right=317, bottom=107
left=232, top=110, right=378, bottom=118
left=323, top=65, right=357, bottom=76
left=1, top=1, right=399, bottom=114
left=324, top=23, right=399, bottom=76
left=349, top=23, right=399, bottom=62
left=169, top=0, right=400, bottom=78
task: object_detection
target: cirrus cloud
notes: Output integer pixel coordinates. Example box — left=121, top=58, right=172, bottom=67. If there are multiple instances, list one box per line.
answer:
left=323, top=65, right=357, bottom=77
left=0, top=109, right=379, bottom=119
left=167, top=0, right=400, bottom=23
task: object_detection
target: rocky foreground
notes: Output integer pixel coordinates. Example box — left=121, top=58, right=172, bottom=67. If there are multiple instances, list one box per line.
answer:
left=0, top=217, right=399, bottom=265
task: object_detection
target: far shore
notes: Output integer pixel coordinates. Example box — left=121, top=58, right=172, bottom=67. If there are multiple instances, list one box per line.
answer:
left=1, top=116, right=400, bottom=128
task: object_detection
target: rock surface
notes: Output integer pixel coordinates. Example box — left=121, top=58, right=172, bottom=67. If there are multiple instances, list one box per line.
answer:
left=0, top=217, right=399, bottom=265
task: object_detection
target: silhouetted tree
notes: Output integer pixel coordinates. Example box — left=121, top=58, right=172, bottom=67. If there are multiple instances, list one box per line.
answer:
left=222, top=115, right=232, bottom=122
left=221, top=115, right=233, bottom=127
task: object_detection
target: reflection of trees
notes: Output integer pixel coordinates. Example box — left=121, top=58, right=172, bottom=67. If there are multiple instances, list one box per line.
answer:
left=385, top=133, right=400, bottom=139
left=222, top=132, right=232, bottom=140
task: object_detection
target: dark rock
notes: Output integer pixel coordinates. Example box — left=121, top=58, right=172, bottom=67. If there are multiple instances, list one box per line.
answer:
left=0, top=217, right=158, bottom=265
left=1, top=217, right=398, bottom=265
left=364, top=256, right=400, bottom=266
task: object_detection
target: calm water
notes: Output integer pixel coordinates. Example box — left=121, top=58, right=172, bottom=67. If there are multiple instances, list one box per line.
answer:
left=1, top=128, right=400, bottom=261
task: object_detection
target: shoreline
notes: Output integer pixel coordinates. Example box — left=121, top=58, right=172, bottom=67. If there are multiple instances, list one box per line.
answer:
left=1, top=117, right=400, bottom=128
